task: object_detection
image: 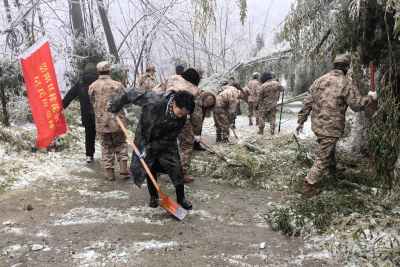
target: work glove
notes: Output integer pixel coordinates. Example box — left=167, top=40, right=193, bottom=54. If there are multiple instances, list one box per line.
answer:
left=295, top=124, right=303, bottom=135
left=230, top=124, right=234, bottom=128
left=368, top=91, right=378, bottom=100
left=194, top=135, right=200, bottom=142
left=134, top=149, right=146, bottom=160
left=107, top=101, right=119, bottom=116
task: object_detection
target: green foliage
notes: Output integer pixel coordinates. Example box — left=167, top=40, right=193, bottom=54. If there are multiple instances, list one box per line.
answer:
left=64, top=35, right=107, bottom=87
left=192, top=0, right=217, bottom=44
left=0, top=59, right=25, bottom=126
left=237, top=0, right=247, bottom=25
left=368, top=84, right=400, bottom=190
left=266, top=191, right=372, bottom=236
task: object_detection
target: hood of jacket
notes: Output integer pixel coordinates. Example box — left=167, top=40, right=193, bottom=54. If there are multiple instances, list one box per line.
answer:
left=82, top=70, right=99, bottom=84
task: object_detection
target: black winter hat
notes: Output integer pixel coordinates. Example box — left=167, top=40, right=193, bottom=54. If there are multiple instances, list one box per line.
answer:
left=181, top=69, right=200, bottom=86
left=260, top=72, right=272, bottom=84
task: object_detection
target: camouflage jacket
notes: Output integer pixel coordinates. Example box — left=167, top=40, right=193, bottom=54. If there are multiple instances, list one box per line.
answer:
left=216, top=85, right=240, bottom=124
left=138, top=73, right=156, bottom=91
left=89, top=75, right=127, bottom=133
left=298, top=69, right=373, bottom=137
left=256, top=79, right=284, bottom=110
left=155, top=74, right=203, bottom=135
left=247, top=79, right=260, bottom=102
left=109, top=89, right=186, bottom=188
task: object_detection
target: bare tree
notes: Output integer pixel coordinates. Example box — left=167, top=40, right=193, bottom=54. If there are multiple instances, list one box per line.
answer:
left=70, top=0, right=86, bottom=38
left=97, top=0, right=119, bottom=63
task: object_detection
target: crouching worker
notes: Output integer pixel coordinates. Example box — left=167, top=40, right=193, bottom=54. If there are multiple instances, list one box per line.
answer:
left=108, top=89, right=195, bottom=210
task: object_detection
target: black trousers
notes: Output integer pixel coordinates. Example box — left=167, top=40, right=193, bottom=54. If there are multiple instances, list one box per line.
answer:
left=146, top=159, right=184, bottom=200
left=84, top=125, right=96, bottom=157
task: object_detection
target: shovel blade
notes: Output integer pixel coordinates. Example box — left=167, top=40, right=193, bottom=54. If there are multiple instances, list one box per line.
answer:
left=160, top=196, right=187, bottom=221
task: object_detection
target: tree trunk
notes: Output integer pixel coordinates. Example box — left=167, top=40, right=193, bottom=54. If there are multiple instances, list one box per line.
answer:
left=97, top=0, right=120, bottom=63
left=0, top=86, right=10, bottom=126
left=70, top=0, right=86, bottom=39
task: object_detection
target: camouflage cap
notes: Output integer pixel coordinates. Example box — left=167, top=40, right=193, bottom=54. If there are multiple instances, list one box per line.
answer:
left=334, top=54, right=351, bottom=65
left=146, top=65, right=156, bottom=72
left=97, top=61, right=114, bottom=72
left=252, top=72, right=260, bottom=78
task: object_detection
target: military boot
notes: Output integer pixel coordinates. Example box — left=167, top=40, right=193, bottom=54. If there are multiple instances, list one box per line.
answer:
left=105, top=168, right=115, bottom=181
left=249, top=118, right=253, bottom=126
left=258, top=127, right=264, bottom=135
left=256, top=117, right=259, bottom=126
left=183, top=170, right=194, bottom=183
left=120, top=160, right=130, bottom=175
left=302, top=181, right=322, bottom=196
left=222, top=138, right=230, bottom=143
left=216, top=135, right=222, bottom=143
left=175, top=185, right=193, bottom=210
left=329, top=166, right=346, bottom=174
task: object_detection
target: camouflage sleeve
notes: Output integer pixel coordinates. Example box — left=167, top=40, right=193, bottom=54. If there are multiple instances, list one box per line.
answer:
left=148, top=78, right=156, bottom=90
left=89, top=85, right=95, bottom=106
left=228, top=98, right=238, bottom=124
left=192, top=96, right=203, bottom=136
left=297, top=86, right=315, bottom=125
left=256, top=86, right=263, bottom=105
left=343, top=82, right=372, bottom=112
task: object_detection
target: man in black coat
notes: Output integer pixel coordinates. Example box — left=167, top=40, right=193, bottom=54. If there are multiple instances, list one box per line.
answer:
left=108, top=88, right=195, bottom=210
left=62, top=63, right=99, bottom=163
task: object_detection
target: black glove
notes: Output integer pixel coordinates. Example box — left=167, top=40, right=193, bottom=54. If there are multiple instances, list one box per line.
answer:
left=108, top=101, right=120, bottom=114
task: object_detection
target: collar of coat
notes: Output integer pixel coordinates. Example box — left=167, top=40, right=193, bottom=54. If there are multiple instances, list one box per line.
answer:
left=99, top=75, right=111, bottom=80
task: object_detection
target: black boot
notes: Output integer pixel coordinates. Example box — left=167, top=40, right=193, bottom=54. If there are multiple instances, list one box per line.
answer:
left=175, top=185, right=192, bottom=210
left=193, top=141, right=205, bottom=151
left=149, top=196, right=159, bottom=208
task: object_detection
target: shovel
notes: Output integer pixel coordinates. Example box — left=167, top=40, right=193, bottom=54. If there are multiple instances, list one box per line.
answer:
left=231, top=126, right=239, bottom=139
left=199, top=137, right=227, bottom=162
left=115, top=116, right=187, bottom=220
left=278, top=92, right=284, bottom=133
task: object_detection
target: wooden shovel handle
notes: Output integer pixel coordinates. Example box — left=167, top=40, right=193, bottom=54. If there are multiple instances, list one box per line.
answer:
left=231, top=127, right=238, bottom=139
left=199, top=137, right=224, bottom=160
left=122, top=69, right=129, bottom=88
left=116, top=116, right=162, bottom=194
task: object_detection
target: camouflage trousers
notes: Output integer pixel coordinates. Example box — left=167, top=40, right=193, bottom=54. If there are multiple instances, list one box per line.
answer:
left=177, top=120, right=194, bottom=172
left=213, top=107, right=230, bottom=140
left=258, top=106, right=276, bottom=134
left=306, top=133, right=339, bottom=185
left=98, top=131, right=129, bottom=169
left=248, top=102, right=258, bottom=119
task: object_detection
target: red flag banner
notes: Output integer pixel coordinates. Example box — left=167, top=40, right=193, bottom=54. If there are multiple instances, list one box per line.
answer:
left=19, top=39, right=67, bottom=149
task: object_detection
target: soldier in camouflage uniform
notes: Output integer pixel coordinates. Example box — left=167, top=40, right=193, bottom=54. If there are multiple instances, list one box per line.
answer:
left=295, top=54, right=378, bottom=195
left=138, top=65, right=156, bottom=91
left=214, top=85, right=248, bottom=142
left=256, top=72, right=285, bottom=136
left=154, top=68, right=201, bottom=183
left=247, top=72, right=260, bottom=126
left=88, top=61, right=129, bottom=181
left=108, top=89, right=195, bottom=210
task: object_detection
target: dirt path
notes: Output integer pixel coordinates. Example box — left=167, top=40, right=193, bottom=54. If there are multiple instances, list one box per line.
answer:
left=0, top=116, right=328, bottom=267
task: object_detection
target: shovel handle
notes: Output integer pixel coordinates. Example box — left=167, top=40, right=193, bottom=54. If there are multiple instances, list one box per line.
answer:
left=115, top=116, right=163, bottom=195
left=231, top=127, right=238, bottom=139
left=122, top=69, right=129, bottom=88
left=370, top=61, right=376, bottom=115
left=199, top=137, right=226, bottom=161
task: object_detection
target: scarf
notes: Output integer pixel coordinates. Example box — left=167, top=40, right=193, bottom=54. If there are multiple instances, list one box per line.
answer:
left=166, top=95, right=179, bottom=120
